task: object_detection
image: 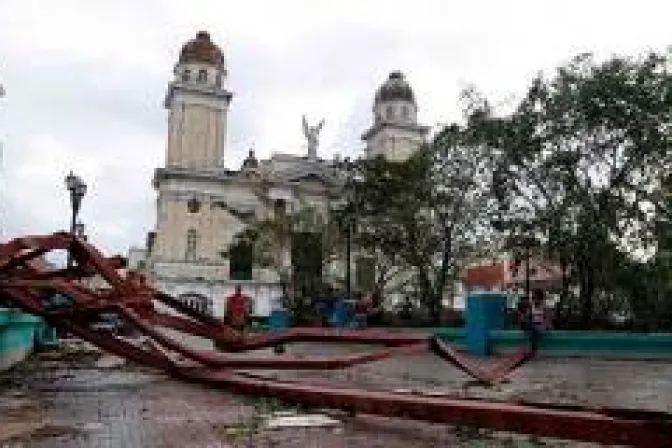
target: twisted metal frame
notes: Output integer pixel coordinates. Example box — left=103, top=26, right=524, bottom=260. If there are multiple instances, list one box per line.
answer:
left=0, top=232, right=669, bottom=446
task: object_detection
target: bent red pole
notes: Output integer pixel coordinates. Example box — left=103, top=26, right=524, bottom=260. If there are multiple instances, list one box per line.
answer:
left=483, top=346, right=532, bottom=383
left=222, top=328, right=428, bottom=352
left=123, top=305, right=426, bottom=370
left=429, top=336, right=493, bottom=383
left=429, top=337, right=532, bottom=384
left=177, top=369, right=672, bottom=447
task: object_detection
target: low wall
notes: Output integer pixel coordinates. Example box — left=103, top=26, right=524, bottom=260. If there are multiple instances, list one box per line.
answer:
left=434, top=328, right=672, bottom=358
left=0, top=308, right=41, bottom=371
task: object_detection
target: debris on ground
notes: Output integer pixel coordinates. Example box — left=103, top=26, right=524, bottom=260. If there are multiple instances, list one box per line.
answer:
left=264, top=412, right=342, bottom=430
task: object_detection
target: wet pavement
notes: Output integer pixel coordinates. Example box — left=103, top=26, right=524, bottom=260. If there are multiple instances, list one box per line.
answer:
left=267, top=343, right=672, bottom=411
left=0, top=339, right=670, bottom=447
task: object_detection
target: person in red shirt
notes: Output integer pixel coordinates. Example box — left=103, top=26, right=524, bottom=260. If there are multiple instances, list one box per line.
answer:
left=225, top=286, right=251, bottom=332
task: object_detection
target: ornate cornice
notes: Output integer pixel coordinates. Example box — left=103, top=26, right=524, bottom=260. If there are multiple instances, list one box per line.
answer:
left=164, top=82, right=232, bottom=109
left=361, top=122, right=430, bottom=141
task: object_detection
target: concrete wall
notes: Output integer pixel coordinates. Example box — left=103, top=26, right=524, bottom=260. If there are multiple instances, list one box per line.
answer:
left=0, top=308, right=41, bottom=371
left=434, top=328, right=672, bottom=359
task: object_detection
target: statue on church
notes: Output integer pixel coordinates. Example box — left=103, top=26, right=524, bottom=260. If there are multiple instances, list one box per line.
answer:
left=302, top=115, right=325, bottom=159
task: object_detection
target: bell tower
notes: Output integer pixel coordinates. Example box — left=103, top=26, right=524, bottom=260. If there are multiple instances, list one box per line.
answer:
left=164, top=31, right=232, bottom=169
left=362, top=71, right=429, bottom=162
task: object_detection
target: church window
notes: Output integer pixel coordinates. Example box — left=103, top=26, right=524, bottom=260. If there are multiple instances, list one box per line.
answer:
left=181, top=69, right=191, bottom=82
left=187, top=197, right=201, bottom=213
left=386, top=105, right=394, bottom=120
left=197, top=69, right=208, bottom=83
left=186, top=229, right=198, bottom=261
left=229, top=240, right=253, bottom=280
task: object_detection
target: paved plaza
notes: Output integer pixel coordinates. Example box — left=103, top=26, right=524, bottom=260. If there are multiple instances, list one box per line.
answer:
left=0, top=340, right=671, bottom=447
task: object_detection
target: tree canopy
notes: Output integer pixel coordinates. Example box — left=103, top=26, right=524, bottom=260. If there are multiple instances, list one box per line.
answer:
left=234, top=49, right=672, bottom=329
left=465, top=51, right=672, bottom=325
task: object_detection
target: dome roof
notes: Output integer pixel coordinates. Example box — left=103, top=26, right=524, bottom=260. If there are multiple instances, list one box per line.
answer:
left=178, top=31, right=224, bottom=68
left=374, top=71, right=415, bottom=104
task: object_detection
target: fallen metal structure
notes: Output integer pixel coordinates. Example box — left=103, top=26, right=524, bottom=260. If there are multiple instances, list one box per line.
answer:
left=0, top=232, right=670, bottom=446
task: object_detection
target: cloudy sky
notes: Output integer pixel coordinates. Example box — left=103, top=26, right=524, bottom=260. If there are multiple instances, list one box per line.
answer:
left=0, top=0, right=670, bottom=256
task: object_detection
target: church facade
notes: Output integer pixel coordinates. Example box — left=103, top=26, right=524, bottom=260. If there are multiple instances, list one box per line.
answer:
left=130, top=32, right=428, bottom=318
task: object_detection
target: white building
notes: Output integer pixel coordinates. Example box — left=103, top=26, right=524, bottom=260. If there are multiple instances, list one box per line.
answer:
left=131, top=31, right=428, bottom=318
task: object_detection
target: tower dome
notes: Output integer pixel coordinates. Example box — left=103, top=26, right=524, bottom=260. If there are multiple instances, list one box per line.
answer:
left=363, top=70, right=428, bottom=162
left=178, top=31, right=224, bottom=68
left=374, top=71, right=415, bottom=105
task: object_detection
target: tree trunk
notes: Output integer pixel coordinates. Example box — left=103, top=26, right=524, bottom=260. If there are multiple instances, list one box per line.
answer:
left=425, top=290, right=442, bottom=325
left=579, top=270, right=595, bottom=329
left=417, top=267, right=436, bottom=324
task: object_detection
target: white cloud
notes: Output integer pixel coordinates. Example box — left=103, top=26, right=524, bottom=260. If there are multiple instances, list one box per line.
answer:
left=1, top=0, right=671, bottom=255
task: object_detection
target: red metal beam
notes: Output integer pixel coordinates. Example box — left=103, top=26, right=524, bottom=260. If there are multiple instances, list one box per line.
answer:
left=123, top=305, right=427, bottom=370
left=178, top=369, right=671, bottom=447
left=429, top=337, right=532, bottom=384
left=3, top=232, right=669, bottom=446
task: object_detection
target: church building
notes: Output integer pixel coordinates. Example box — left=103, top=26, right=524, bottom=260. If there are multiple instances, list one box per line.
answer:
left=129, top=31, right=428, bottom=317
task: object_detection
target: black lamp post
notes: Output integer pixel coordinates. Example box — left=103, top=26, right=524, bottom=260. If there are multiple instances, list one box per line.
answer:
left=65, top=171, right=87, bottom=266
left=336, top=157, right=357, bottom=300
left=74, top=221, right=87, bottom=241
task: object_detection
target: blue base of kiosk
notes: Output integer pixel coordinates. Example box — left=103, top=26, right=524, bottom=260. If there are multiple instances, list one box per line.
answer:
left=465, top=292, right=507, bottom=356
left=268, top=310, right=289, bottom=332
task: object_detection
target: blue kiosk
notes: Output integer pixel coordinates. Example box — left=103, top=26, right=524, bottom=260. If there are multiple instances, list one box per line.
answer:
left=465, top=291, right=507, bottom=356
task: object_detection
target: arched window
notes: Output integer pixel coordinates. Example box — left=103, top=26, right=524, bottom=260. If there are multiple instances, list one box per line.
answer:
left=186, top=229, right=198, bottom=261
left=402, top=105, right=409, bottom=119
left=386, top=105, right=394, bottom=120
left=181, top=69, right=191, bottom=82
left=197, top=69, right=208, bottom=83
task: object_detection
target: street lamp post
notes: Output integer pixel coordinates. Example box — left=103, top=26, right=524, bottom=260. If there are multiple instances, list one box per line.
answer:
left=65, top=171, right=87, bottom=267
left=339, top=158, right=357, bottom=300
left=74, top=221, right=87, bottom=241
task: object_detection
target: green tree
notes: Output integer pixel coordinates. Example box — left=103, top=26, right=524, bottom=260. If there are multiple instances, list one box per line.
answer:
left=234, top=203, right=343, bottom=318
left=344, top=128, right=496, bottom=323
left=336, top=155, right=426, bottom=307
left=466, top=51, right=672, bottom=326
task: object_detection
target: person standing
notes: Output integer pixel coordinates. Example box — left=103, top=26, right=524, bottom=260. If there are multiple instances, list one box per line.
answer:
left=225, top=286, right=251, bottom=332
left=353, top=291, right=371, bottom=329
left=520, top=289, right=550, bottom=353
